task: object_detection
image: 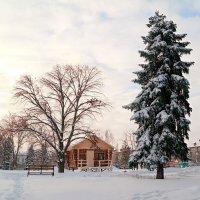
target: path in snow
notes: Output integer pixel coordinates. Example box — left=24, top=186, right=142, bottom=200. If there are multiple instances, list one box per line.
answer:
left=0, top=170, right=27, bottom=200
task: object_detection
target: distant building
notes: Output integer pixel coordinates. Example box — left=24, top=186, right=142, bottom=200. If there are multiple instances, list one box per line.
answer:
left=188, top=145, right=200, bottom=164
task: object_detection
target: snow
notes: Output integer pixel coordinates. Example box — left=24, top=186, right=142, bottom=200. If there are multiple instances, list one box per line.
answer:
left=149, top=87, right=161, bottom=99
left=150, top=74, right=168, bottom=88
left=155, top=110, right=170, bottom=126
left=1, top=166, right=200, bottom=200
left=133, top=107, right=150, bottom=121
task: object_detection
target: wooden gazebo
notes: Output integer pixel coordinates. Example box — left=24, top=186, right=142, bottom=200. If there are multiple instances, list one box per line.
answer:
left=66, top=135, right=114, bottom=171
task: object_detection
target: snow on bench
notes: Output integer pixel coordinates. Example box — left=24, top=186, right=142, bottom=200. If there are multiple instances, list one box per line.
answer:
left=27, top=165, right=54, bottom=176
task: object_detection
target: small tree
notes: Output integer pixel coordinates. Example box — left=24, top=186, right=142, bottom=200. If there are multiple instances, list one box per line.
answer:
left=2, top=136, right=14, bottom=169
left=26, top=145, right=35, bottom=166
left=0, top=134, right=4, bottom=165
left=119, top=140, right=131, bottom=170
left=124, top=12, right=193, bottom=179
left=35, top=142, right=51, bottom=165
left=14, top=65, right=108, bottom=173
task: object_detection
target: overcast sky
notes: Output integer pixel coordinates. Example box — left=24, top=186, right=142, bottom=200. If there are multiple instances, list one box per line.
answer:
left=0, top=0, right=200, bottom=146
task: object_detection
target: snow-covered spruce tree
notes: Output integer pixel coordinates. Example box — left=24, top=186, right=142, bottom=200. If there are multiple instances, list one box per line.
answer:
left=26, top=145, right=35, bottom=166
left=2, top=137, right=14, bottom=169
left=123, top=12, right=194, bottom=179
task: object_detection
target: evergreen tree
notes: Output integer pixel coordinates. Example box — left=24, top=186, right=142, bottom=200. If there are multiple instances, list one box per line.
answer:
left=0, top=134, right=4, bottom=165
left=119, top=140, right=131, bottom=170
left=35, top=143, right=50, bottom=165
left=124, top=12, right=194, bottom=179
left=26, top=145, right=35, bottom=166
left=40, top=143, right=49, bottom=165
left=2, top=137, right=14, bottom=169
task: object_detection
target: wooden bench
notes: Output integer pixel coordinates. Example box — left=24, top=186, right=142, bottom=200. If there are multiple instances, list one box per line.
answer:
left=27, top=165, right=54, bottom=176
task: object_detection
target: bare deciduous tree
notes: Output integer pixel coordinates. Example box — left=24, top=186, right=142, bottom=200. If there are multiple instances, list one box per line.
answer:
left=14, top=65, right=108, bottom=173
left=104, top=130, right=115, bottom=147
left=123, top=130, right=136, bottom=151
left=26, top=134, right=55, bottom=166
left=113, top=130, right=136, bottom=169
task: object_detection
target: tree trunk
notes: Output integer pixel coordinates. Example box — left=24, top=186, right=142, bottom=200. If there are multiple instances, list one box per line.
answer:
left=13, top=156, right=17, bottom=169
left=58, top=153, right=65, bottom=173
left=156, top=162, right=164, bottom=179
left=58, top=161, right=65, bottom=173
left=13, top=147, right=20, bottom=169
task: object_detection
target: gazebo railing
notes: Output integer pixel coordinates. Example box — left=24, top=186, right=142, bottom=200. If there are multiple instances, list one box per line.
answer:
left=78, top=160, right=87, bottom=167
left=77, top=159, right=112, bottom=168
left=96, top=160, right=112, bottom=167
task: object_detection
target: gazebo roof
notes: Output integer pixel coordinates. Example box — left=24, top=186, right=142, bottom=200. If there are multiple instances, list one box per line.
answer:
left=68, top=135, right=114, bottom=151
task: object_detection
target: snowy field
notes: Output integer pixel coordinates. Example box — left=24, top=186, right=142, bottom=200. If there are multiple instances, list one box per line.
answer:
left=0, top=166, right=200, bottom=200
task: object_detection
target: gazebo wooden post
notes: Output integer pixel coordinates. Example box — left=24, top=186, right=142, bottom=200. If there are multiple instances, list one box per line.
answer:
left=108, top=149, right=110, bottom=166
left=77, top=149, right=79, bottom=167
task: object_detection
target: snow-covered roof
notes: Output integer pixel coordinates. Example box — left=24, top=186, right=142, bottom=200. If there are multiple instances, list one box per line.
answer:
left=68, top=135, right=114, bottom=151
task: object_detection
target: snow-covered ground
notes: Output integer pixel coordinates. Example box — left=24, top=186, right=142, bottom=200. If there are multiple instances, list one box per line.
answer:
left=0, top=166, right=200, bottom=200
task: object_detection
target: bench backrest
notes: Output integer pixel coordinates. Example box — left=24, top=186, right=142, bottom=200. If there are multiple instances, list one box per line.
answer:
left=27, top=165, right=55, bottom=176
left=28, top=165, right=54, bottom=171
